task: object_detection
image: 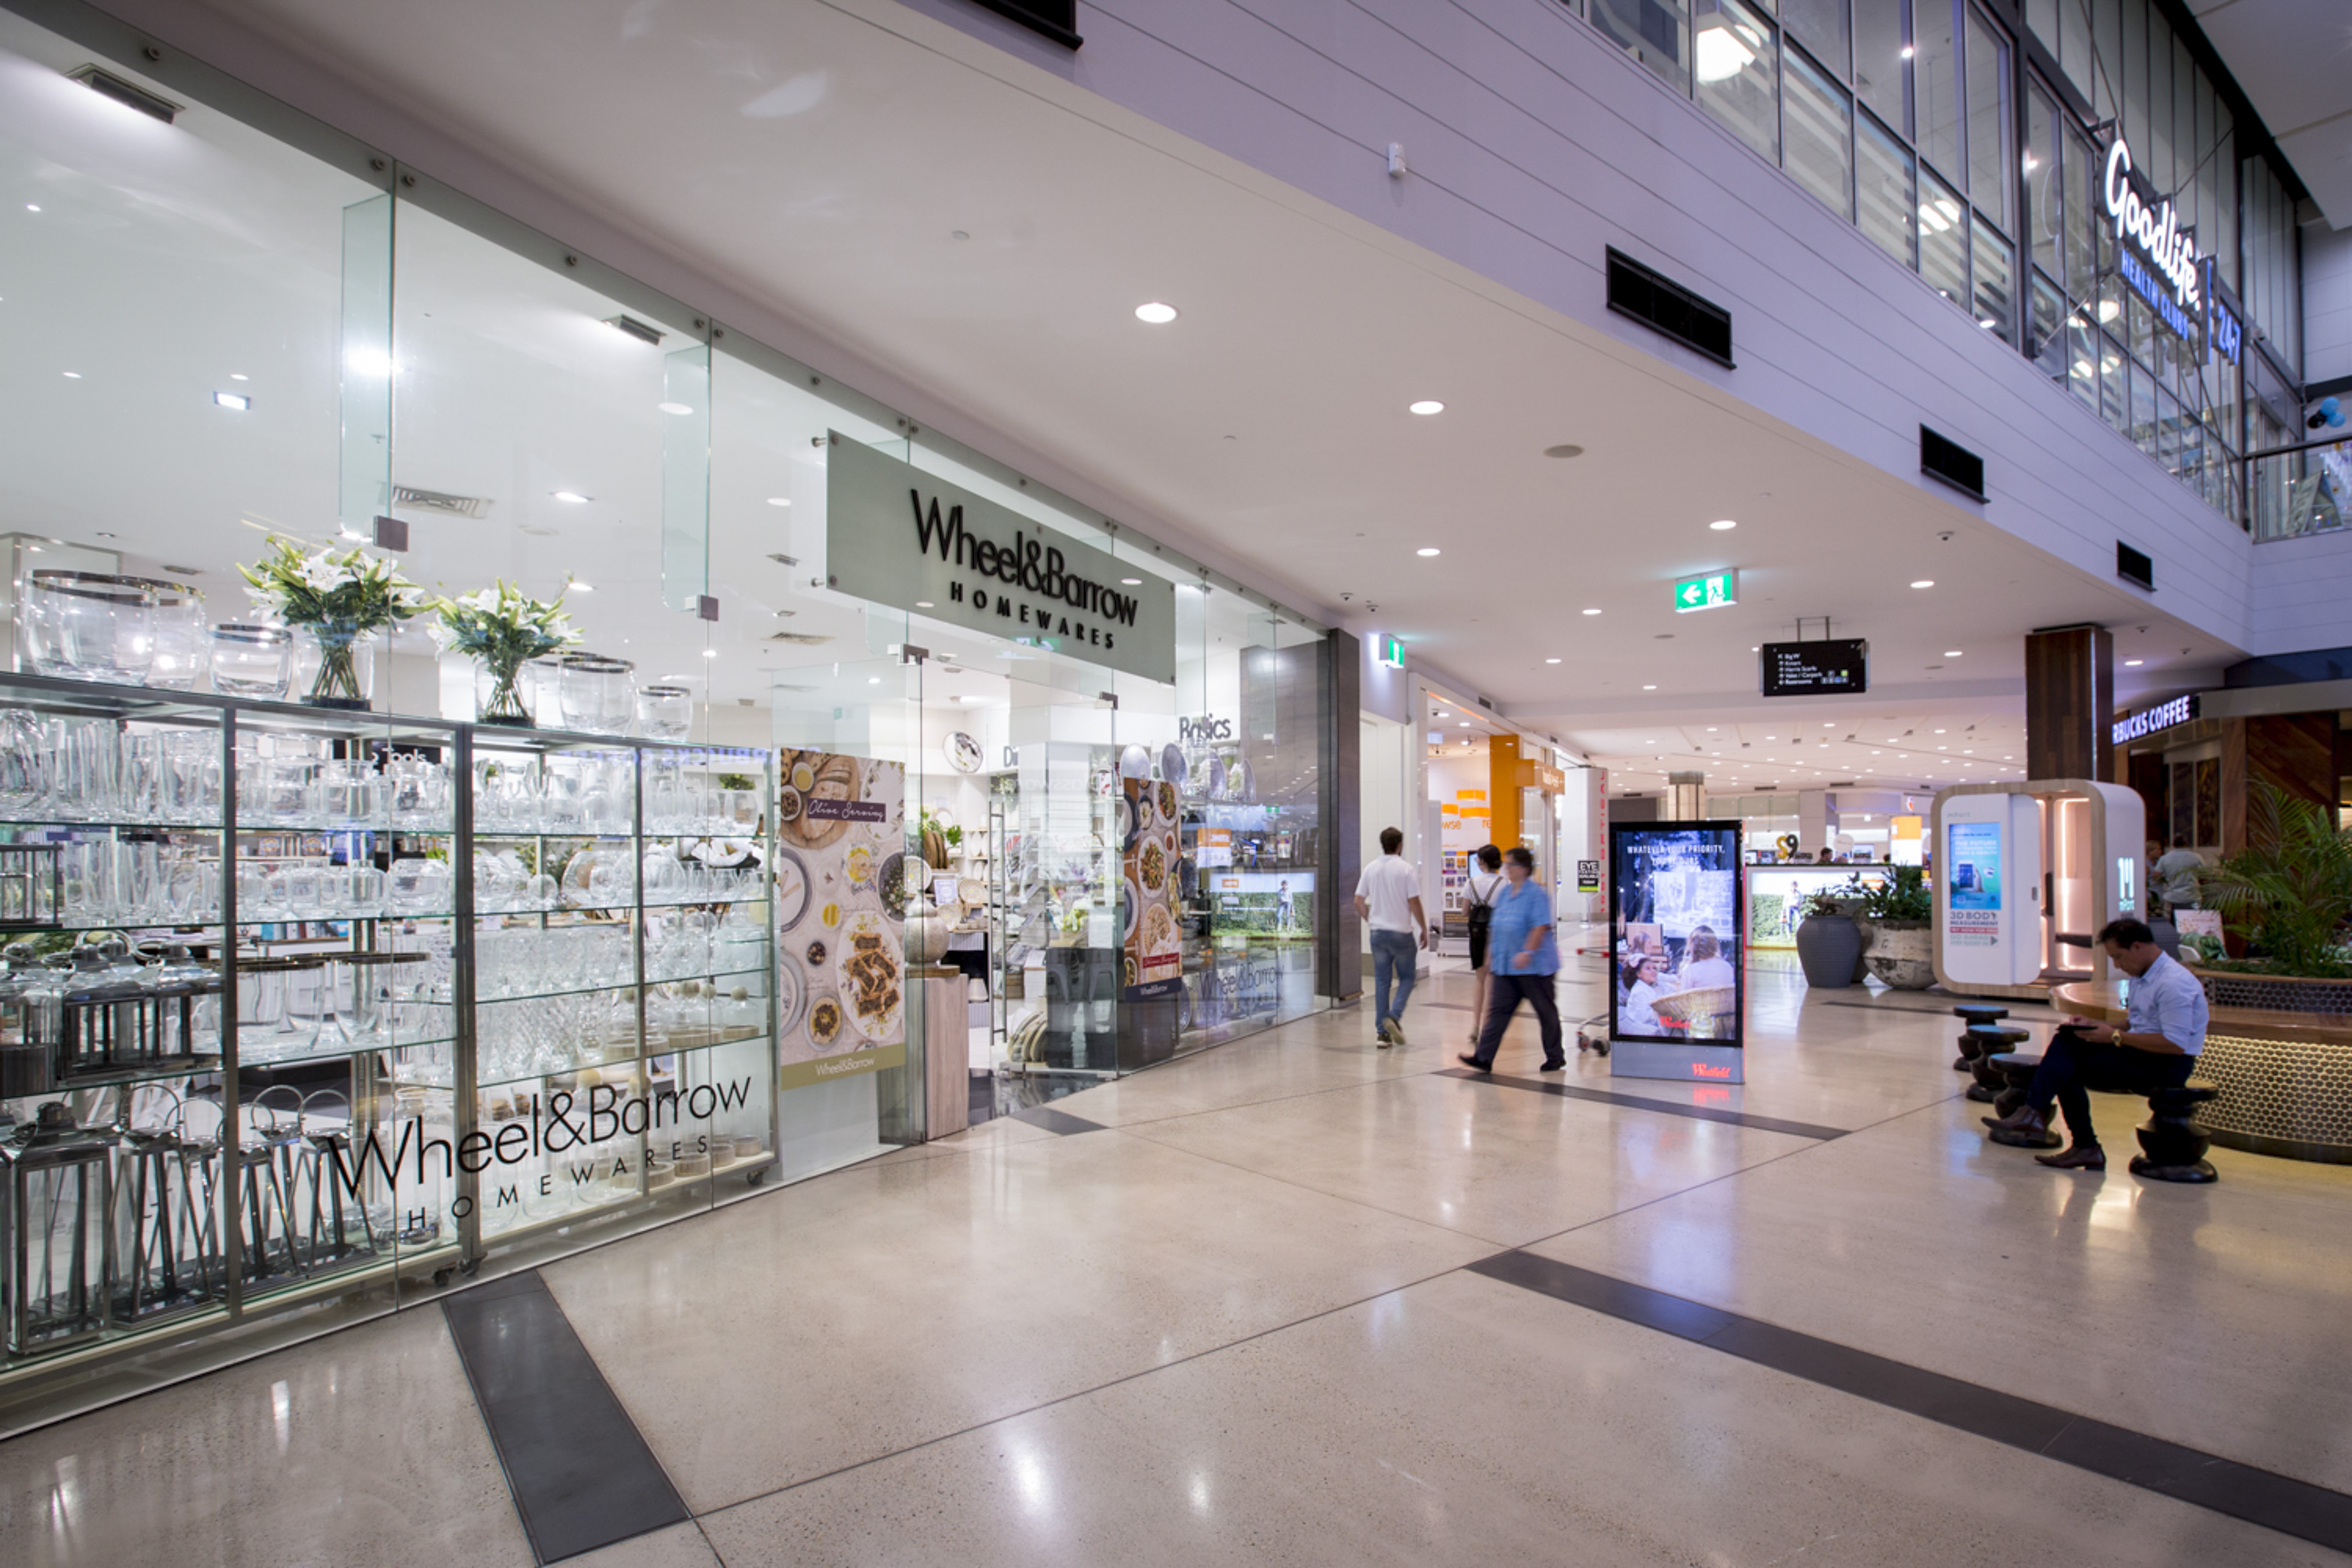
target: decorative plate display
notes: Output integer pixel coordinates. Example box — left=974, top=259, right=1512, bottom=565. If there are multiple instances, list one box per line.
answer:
left=1117, top=792, right=1137, bottom=849
left=835, top=910, right=904, bottom=1042
left=1122, top=877, right=1141, bottom=941
left=1137, top=836, right=1168, bottom=893
left=878, top=852, right=909, bottom=920
left=807, top=992, right=844, bottom=1048
left=1118, top=743, right=1151, bottom=780
left=957, top=876, right=987, bottom=906
left=1160, top=744, right=1186, bottom=788
left=772, top=846, right=812, bottom=931
left=1154, top=780, right=1179, bottom=825
left=845, top=842, right=875, bottom=888
left=946, top=731, right=984, bottom=774
left=774, top=951, right=808, bottom=1036
left=1206, top=756, right=1226, bottom=798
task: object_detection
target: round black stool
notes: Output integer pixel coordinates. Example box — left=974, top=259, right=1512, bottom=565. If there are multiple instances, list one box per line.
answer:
left=1983, top=1052, right=2061, bottom=1147
left=2130, top=1081, right=2219, bottom=1184
left=1966, top=1027, right=2030, bottom=1101
left=1952, top=1005, right=2010, bottom=1072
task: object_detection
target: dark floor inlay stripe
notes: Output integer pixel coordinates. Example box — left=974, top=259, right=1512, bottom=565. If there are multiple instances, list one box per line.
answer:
left=1474, top=1253, right=2352, bottom=1555
left=1438, top=1068, right=1848, bottom=1141
left=1013, top=1105, right=1109, bottom=1136
left=444, top=1271, right=689, bottom=1564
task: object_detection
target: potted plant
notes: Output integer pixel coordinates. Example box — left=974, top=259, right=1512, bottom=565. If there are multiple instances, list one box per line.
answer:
left=1794, top=886, right=1863, bottom=988
left=1856, top=865, right=1935, bottom=989
left=918, top=807, right=962, bottom=870
left=423, top=581, right=580, bottom=726
left=240, top=540, right=424, bottom=709
left=2190, top=783, right=2352, bottom=1009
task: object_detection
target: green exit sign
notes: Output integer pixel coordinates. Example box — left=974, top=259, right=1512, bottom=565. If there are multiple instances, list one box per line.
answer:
left=1375, top=634, right=1406, bottom=669
left=1672, top=569, right=1739, bottom=613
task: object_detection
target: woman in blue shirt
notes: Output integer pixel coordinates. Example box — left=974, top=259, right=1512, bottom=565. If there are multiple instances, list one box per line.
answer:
left=1459, top=846, right=1565, bottom=1072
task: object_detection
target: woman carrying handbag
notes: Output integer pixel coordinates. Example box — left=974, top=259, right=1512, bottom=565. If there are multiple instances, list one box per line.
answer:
left=1462, top=844, right=1504, bottom=1050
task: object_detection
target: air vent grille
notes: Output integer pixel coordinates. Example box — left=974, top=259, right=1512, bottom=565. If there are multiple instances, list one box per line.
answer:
left=69, top=66, right=178, bottom=123
left=765, top=631, right=834, bottom=645
left=1605, top=247, right=1734, bottom=368
left=2117, top=541, right=2155, bottom=592
left=1919, top=426, right=1986, bottom=501
left=390, top=486, right=492, bottom=519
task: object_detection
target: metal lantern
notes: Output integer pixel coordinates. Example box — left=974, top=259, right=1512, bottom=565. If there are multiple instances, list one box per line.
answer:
left=110, top=1093, right=225, bottom=1327
left=1, top=1103, right=112, bottom=1355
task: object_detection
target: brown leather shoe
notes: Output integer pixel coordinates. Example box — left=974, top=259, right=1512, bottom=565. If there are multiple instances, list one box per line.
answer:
left=1982, top=1103, right=2048, bottom=1136
left=2034, top=1143, right=2106, bottom=1171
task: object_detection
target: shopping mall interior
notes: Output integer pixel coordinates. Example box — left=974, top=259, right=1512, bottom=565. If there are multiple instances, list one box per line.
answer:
left=1, top=0, right=2350, bottom=1561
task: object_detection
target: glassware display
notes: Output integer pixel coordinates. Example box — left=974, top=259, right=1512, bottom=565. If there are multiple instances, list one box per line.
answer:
left=554, top=653, right=635, bottom=736
left=127, top=579, right=207, bottom=691
left=208, top=624, right=292, bottom=699
left=295, top=621, right=375, bottom=710
left=0, top=674, right=776, bottom=1411
left=23, top=572, right=155, bottom=685
left=636, top=684, right=693, bottom=741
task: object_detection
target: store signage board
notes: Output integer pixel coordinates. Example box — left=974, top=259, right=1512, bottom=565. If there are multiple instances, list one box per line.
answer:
left=1672, top=570, right=1738, bottom=613
left=2112, top=693, right=2198, bottom=746
left=825, top=434, right=1176, bottom=683
left=1759, top=639, right=1868, bottom=697
left=2103, top=137, right=2211, bottom=353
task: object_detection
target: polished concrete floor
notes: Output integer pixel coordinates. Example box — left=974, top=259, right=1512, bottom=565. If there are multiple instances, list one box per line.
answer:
left=7, top=955, right=2352, bottom=1566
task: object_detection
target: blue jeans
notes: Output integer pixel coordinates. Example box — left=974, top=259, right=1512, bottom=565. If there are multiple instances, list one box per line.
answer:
left=1371, top=929, right=1418, bottom=1028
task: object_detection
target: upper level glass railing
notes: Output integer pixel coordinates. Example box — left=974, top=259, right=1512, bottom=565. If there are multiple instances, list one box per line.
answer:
left=2249, top=437, right=2352, bottom=542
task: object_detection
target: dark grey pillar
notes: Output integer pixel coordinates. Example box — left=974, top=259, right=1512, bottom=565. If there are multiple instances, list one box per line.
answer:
left=1319, top=630, right=1361, bottom=999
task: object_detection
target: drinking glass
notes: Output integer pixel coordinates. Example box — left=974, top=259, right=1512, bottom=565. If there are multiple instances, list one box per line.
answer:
left=24, top=571, right=155, bottom=684
left=128, top=578, right=207, bottom=690
left=50, top=719, right=121, bottom=820
left=159, top=730, right=221, bottom=824
left=210, top=624, right=292, bottom=700
left=636, top=685, right=693, bottom=741
left=0, top=709, right=48, bottom=817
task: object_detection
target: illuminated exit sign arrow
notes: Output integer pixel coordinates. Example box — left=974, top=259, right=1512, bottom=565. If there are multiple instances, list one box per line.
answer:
left=1672, top=569, right=1738, bottom=613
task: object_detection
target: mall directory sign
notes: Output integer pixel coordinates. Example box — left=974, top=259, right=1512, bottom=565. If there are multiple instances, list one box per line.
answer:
left=1760, top=638, right=1868, bottom=697
left=1608, top=821, right=1745, bottom=1084
left=825, top=433, right=1176, bottom=683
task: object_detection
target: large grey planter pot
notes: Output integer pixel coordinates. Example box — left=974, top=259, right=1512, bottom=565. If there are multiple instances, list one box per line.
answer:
left=1864, top=919, right=1936, bottom=989
left=1796, top=913, right=1861, bottom=988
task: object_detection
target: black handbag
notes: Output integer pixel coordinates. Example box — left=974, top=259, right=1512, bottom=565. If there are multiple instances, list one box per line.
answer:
left=1465, top=876, right=1495, bottom=938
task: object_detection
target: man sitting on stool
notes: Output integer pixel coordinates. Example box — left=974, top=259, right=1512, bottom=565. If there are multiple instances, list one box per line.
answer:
left=1983, top=917, right=2208, bottom=1170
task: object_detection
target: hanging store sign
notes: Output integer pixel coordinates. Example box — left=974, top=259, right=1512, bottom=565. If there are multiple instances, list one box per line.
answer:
left=2102, top=139, right=2203, bottom=346
left=2111, top=693, right=2198, bottom=746
left=825, top=434, right=1176, bottom=683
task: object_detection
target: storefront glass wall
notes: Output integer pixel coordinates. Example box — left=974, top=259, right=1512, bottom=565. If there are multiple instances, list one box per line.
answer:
left=0, top=6, right=1333, bottom=1422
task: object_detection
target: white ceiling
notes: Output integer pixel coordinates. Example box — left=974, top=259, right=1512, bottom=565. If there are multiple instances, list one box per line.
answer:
left=2189, top=0, right=2352, bottom=229
left=5, top=0, right=2243, bottom=770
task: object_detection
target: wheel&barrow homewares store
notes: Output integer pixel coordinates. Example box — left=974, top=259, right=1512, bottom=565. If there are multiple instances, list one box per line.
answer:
left=0, top=5, right=1343, bottom=1431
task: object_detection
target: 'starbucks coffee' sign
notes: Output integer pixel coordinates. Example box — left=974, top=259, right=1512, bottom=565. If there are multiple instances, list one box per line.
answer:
left=825, top=434, right=1176, bottom=683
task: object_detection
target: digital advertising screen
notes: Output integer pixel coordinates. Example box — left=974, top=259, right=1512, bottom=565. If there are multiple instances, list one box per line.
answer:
left=1609, top=822, right=1744, bottom=1047
left=1947, top=820, right=2003, bottom=944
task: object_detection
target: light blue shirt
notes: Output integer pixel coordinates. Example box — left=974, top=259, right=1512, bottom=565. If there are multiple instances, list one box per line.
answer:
left=1487, top=879, right=1559, bottom=976
left=2125, top=949, right=2209, bottom=1056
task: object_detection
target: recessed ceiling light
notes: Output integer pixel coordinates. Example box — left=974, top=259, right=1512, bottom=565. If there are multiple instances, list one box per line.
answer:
left=766, top=497, right=791, bottom=507
left=702, top=648, right=718, bottom=659
left=1934, top=729, right=1946, bottom=734
left=1135, top=302, right=1178, bottom=324
left=1643, top=684, right=1657, bottom=690
left=553, top=491, right=590, bottom=503
left=1709, top=519, right=1737, bottom=531
left=230, top=373, right=249, bottom=382
left=213, top=390, right=249, bottom=411
left=1944, top=650, right=1963, bottom=657
left=915, top=599, right=934, bottom=608
left=1581, top=607, right=1602, bottom=616
left=657, top=401, right=694, bottom=415
left=1910, top=579, right=1935, bottom=589
left=566, top=580, right=595, bottom=593
left=868, top=676, right=882, bottom=685
left=24, top=204, right=37, bottom=213
left=1545, top=657, right=1562, bottom=664
left=1120, top=577, right=1143, bottom=585
left=2125, top=658, right=2144, bottom=667
left=1543, top=443, right=1585, bottom=459
left=1408, top=400, right=1445, bottom=415
left=1416, top=547, right=1440, bottom=557
left=61, top=371, right=79, bottom=379
left=1458, top=721, right=1470, bottom=727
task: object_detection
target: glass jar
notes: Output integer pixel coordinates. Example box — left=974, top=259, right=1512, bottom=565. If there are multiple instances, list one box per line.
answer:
left=126, top=578, right=207, bottom=690
left=23, top=571, right=156, bottom=685
left=295, top=620, right=375, bottom=710
left=555, top=653, right=635, bottom=735
left=636, top=684, right=694, bottom=741
left=209, top=624, right=293, bottom=699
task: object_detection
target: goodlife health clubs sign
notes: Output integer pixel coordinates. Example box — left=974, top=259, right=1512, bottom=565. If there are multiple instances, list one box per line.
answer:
left=825, top=434, right=1176, bottom=684
left=2103, top=136, right=2242, bottom=366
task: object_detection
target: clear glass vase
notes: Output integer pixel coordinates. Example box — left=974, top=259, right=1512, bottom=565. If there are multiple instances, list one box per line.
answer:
left=475, top=655, right=535, bottom=726
left=299, top=620, right=376, bottom=710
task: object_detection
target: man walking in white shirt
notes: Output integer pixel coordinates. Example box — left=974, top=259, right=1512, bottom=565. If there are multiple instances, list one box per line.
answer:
left=1354, top=827, right=1430, bottom=1048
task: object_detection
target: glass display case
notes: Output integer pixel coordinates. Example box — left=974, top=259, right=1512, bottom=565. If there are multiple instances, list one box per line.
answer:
left=0, top=672, right=774, bottom=1420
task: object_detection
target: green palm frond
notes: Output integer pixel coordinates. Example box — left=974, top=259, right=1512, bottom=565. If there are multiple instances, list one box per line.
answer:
left=2201, top=782, right=2352, bottom=976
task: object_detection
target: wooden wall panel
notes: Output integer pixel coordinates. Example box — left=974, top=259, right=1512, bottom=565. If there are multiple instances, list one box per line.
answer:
left=2026, top=626, right=2115, bottom=781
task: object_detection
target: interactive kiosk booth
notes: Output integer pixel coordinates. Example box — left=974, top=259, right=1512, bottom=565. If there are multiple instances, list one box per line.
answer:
left=1931, top=780, right=2146, bottom=997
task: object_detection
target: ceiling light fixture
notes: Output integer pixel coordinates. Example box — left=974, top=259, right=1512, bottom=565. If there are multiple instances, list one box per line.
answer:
left=657, top=401, right=694, bottom=415
left=915, top=599, right=934, bottom=608
left=2125, top=658, right=2144, bottom=667
left=212, top=391, right=249, bottom=411
left=766, top=497, right=791, bottom=507
left=701, top=648, right=718, bottom=659
left=1120, top=577, right=1143, bottom=585
left=1545, top=657, right=1562, bottom=664
left=1943, top=649, right=1963, bottom=658
left=1910, top=579, right=1935, bottom=589
left=1643, top=684, right=1657, bottom=690
left=1408, top=400, right=1445, bottom=415
left=1416, top=547, right=1440, bottom=557
left=1134, top=302, right=1178, bottom=324
left=1709, top=519, right=1737, bottom=531
left=1581, top=607, right=1602, bottom=616
left=61, top=371, right=79, bottom=379
left=566, top=581, right=595, bottom=593
left=1543, top=443, right=1585, bottom=459
left=553, top=491, right=590, bottom=504
left=230, top=373, right=248, bottom=382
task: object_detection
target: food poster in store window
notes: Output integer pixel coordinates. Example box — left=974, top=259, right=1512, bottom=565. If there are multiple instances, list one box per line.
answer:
left=774, top=751, right=908, bottom=1090
left=1121, top=776, right=1183, bottom=999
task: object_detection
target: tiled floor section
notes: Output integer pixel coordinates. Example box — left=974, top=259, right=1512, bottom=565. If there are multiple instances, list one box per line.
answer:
left=8, top=960, right=2352, bottom=1566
